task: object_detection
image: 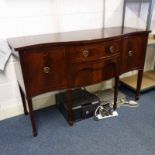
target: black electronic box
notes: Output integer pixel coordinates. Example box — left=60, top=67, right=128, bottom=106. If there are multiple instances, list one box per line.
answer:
left=56, top=89, right=100, bottom=122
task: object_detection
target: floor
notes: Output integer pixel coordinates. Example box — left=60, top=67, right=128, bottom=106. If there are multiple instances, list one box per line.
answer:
left=0, top=87, right=155, bottom=155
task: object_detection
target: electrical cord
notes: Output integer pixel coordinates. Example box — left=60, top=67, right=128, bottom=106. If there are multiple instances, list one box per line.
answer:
left=120, top=99, right=139, bottom=107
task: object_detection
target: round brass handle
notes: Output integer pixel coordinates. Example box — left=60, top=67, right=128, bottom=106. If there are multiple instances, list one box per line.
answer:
left=128, top=50, right=133, bottom=57
left=109, top=46, right=114, bottom=54
left=82, top=50, right=89, bottom=57
left=43, top=67, right=50, bottom=74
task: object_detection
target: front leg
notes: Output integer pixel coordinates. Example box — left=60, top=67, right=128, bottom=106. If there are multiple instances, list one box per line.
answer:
left=27, top=98, right=37, bottom=137
left=135, top=69, right=143, bottom=101
left=18, top=83, right=28, bottom=115
left=113, top=77, right=119, bottom=110
left=66, top=90, right=73, bottom=126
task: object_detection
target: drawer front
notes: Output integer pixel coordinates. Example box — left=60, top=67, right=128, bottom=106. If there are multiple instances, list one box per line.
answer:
left=21, top=47, right=67, bottom=96
left=70, top=55, right=119, bottom=88
left=69, top=40, right=121, bottom=63
left=120, top=35, right=148, bottom=74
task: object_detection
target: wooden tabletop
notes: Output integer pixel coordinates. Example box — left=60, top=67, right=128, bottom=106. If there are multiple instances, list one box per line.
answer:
left=8, top=27, right=150, bottom=51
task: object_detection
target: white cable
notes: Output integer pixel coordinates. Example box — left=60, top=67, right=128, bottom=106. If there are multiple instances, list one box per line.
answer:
left=94, top=105, right=103, bottom=118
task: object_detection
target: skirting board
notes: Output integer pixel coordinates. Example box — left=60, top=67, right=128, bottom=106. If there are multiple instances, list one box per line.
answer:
left=0, top=82, right=115, bottom=121
left=120, top=70, right=155, bottom=92
left=0, top=95, right=56, bottom=121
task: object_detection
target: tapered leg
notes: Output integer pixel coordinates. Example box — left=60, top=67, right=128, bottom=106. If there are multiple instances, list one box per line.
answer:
left=66, top=90, right=73, bottom=126
left=18, top=84, right=28, bottom=115
left=113, top=77, right=119, bottom=110
left=27, top=98, right=37, bottom=137
left=135, top=69, right=143, bottom=101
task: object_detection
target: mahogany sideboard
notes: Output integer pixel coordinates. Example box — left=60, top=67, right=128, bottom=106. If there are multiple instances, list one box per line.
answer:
left=8, top=27, right=150, bottom=137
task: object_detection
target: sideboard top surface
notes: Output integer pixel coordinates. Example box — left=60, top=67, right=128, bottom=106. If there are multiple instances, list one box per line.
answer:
left=8, top=27, right=150, bottom=51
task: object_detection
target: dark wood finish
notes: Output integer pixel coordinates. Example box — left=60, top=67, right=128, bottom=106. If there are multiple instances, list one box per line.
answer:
left=120, top=34, right=148, bottom=74
left=27, top=98, right=37, bottom=137
left=120, top=33, right=149, bottom=100
left=8, top=27, right=149, bottom=51
left=68, top=39, right=120, bottom=63
left=135, top=69, right=144, bottom=100
left=66, top=90, right=73, bottom=126
left=7, top=27, right=150, bottom=137
left=114, top=77, right=119, bottom=110
left=20, top=47, right=67, bottom=97
left=18, top=83, right=28, bottom=115
left=70, top=55, right=119, bottom=88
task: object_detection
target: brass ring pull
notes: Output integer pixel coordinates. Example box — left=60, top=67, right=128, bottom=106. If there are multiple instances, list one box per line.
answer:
left=128, top=50, right=133, bottom=57
left=82, top=50, right=89, bottom=57
left=43, top=67, right=50, bottom=74
left=109, top=46, right=114, bottom=54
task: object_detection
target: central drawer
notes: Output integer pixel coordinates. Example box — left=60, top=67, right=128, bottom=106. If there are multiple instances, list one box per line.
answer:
left=69, top=39, right=121, bottom=63
left=70, top=54, right=119, bottom=88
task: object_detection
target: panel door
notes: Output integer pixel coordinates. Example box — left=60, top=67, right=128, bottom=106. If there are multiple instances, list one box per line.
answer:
left=120, top=34, right=148, bottom=74
left=20, top=46, right=67, bottom=96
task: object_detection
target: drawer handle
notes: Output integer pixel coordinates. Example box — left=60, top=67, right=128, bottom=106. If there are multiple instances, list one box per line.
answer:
left=82, top=50, right=89, bottom=57
left=128, top=50, right=133, bottom=57
left=43, top=67, right=50, bottom=74
left=109, top=46, right=114, bottom=54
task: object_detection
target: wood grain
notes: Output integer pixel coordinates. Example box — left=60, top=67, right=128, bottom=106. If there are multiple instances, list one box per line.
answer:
left=8, top=26, right=150, bottom=137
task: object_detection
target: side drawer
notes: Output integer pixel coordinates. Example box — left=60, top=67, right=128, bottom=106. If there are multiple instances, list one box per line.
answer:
left=21, top=46, right=67, bottom=96
left=70, top=54, right=119, bottom=88
left=69, top=39, right=121, bottom=63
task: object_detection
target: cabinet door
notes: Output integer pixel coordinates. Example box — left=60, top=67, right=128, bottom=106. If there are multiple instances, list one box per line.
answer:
left=120, top=35, right=148, bottom=74
left=21, top=47, right=67, bottom=96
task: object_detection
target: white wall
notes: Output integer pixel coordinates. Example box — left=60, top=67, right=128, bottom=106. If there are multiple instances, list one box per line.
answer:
left=124, top=2, right=155, bottom=33
left=0, top=0, right=154, bottom=120
left=151, top=4, right=155, bottom=34
left=0, top=0, right=124, bottom=38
